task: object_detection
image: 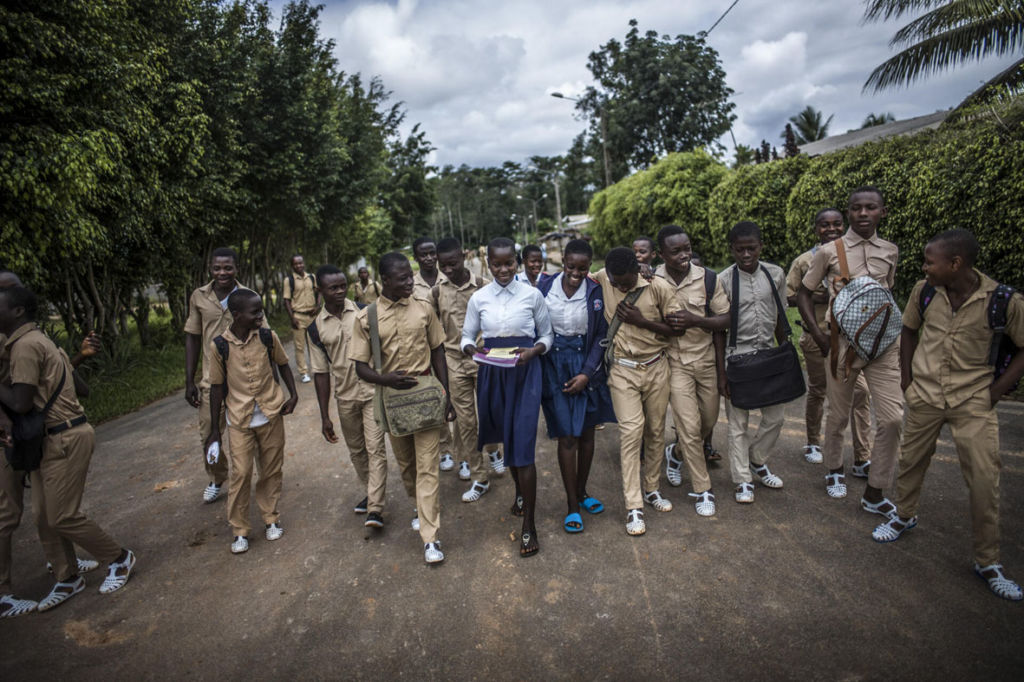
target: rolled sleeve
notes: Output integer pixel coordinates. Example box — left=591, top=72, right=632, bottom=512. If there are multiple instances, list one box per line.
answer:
left=532, top=290, right=554, bottom=353
left=460, top=295, right=481, bottom=352
left=349, top=313, right=372, bottom=365
left=903, top=280, right=926, bottom=330
left=270, top=331, right=289, bottom=365
left=801, top=245, right=830, bottom=293
left=207, top=340, right=225, bottom=384
left=183, top=291, right=203, bottom=335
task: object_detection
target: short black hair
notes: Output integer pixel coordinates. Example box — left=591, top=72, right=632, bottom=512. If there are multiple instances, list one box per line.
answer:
left=316, top=264, right=344, bottom=283
left=436, top=237, right=462, bottom=255
left=487, top=237, right=516, bottom=260
left=813, top=207, right=843, bottom=224
left=656, top=225, right=687, bottom=250
left=522, top=244, right=542, bottom=260
left=605, top=247, right=639, bottom=277
left=0, top=269, right=22, bottom=288
left=728, top=221, right=761, bottom=244
left=358, top=265, right=368, bottom=273
left=849, top=185, right=885, bottom=206
left=379, top=252, right=409, bottom=278
left=563, top=239, right=593, bottom=260
left=226, top=288, right=260, bottom=314
left=929, top=229, right=979, bottom=267
left=210, top=247, right=238, bottom=265
left=1, top=285, right=37, bottom=321
left=633, top=235, right=655, bottom=251
left=291, top=254, right=303, bottom=262
left=411, top=237, right=435, bottom=255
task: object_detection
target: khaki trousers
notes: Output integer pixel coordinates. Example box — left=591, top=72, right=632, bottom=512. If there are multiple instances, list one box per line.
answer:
left=824, top=341, right=903, bottom=490
left=439, top=419, right=454, bottom=455
left=895, top=391, right=1001, bottom=566
left=226, top=415, right=285, bottom=537
left=801, top=333, right=871, bottom=459
left=389, top=427, right=441, bottom=544
left=608, top=359, right=670, bottom=510
left=36, top=424, right=122, bottom=581
left=726, top=402, right=786, bottom=485
left=0, top=463, right=73, bottom=592
left=448, top=366, right=487, bottom=483
left=337, top=397, right=387, bottom=513
left=292, top=311, right=316, bottom=375
left=666, top=353, right=716, bottom=493
left=199, top=386, right=229, bottom=484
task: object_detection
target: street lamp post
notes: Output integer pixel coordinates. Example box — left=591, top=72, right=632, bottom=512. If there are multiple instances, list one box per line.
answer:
left=551, top=91, right=612, bottom=188
left=515, top=193, right=546, bottom=245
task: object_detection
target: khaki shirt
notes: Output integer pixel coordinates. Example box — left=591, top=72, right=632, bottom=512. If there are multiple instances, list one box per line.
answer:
left=413, top=270, right=447, bottom=299
left=786, top=247, right=828, bottom=330
left=350, top=295, right=445, bottom=375
left=5, top=324, right=85, bottom=427
left=207, top=328, right=289, bottom=427
left=433, top=272, right=486, bottom=374
left=904, top=272, right=1024, bottom=409
left=308, top=300, right=374, bottom=402
left=654, top=264, right=729, bottom=364
left=802, top=230, right=898, bottom=312
left=720, top=262, right=787, bottom=356
left=593, top=269, right=677, bottom=360
left=353, top=280, right=381, bottom=305
left=283, top=272, right=317, bottom=313
left=184, top=280, right=257, bottom=388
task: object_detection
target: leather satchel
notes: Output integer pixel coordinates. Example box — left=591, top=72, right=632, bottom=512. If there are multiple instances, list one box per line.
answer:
left=725, top=265, right=806, bottom=410
left=367, top=303, right=447, bottom=437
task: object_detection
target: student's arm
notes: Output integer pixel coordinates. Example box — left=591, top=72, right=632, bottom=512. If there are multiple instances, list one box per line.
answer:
left=578, top=296, right=608, bottom=382
left=0, top=383, right=35, bottom=415
left=990, top=349, right=1024, bottom=406
left=517, top=289, right=553, bottom=364
left=430, top=344, right=456, bottom=422
left=900, top=325, right=918, bottom=392
left=461, top=294, right=485, bottom=356
left=72, top=370, right=90, bottom=398
left=184, top=332, right=203, bottom=407
left=714, top=331, right=728, bottom=399
left=204, top=383, right=225, bottom=451
left=283, top=277, right=298, bottom=329
left=314, top=373, right=338, bottom=443
left=355, top=361, right=419, bottom=389
left=615, top=298, right=674, bottom=336
left=797, top=285, right=828, bottom=355
left=69, top=331, right=101, bottom=368
left=278, top=362, right=298, bottom=415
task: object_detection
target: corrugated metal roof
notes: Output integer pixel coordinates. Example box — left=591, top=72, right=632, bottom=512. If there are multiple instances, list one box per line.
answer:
left=798, top=110, right=950, bottom=157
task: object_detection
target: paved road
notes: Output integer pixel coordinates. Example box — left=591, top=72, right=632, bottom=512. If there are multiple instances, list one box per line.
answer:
left=2, top=341, right=1023, bottom=680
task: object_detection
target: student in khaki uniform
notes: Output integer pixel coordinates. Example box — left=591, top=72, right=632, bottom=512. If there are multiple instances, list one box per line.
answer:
left=282, top=254, right=319, bottom=383
left=786, top=208, right=872, bottom=466
left=353, top=266, right=381, bottom=306
left=719, top=222, right=789, bottom=504
left=594, top=247, right=680, bottom=536
left=184, top=247, right=255, bottom=504
left=412, top=236, right=455, bottom=471
left=352, top=252, right=455, bottom=564
left=0, top=286, right=136, bottom=611
left=310, top=265, right=388, bottom=528
left=433, top=238, right=492, bottom=502
left=206, top=290, right=298, bottom=555
left=873, top=229, right=1024, bottom=601
left=798, top=186, right=903, bottom=511
left=654, top=225, right=729, bottom=517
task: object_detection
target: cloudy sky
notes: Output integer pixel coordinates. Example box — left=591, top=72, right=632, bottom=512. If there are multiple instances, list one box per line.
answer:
left=281, top=0, right=1015, bottom=167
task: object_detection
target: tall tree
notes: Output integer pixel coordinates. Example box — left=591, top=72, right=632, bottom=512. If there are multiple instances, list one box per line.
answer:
left=782, top=124, right=801, bottom=157
left=787, top=106, right=834, bottom=144
left=862, top=112, right=897, bottom=128
left=577, top=19, right=735, bottom=175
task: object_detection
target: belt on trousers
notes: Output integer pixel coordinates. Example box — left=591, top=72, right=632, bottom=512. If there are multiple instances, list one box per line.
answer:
left=47, top=415, right=88, bottom=435
left=294, top=309, right=318, bottom=315
left=614, top=352, right=663, bottom=370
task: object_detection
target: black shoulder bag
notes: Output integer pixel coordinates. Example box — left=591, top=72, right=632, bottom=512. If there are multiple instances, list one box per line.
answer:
left=4, top=365, right=66, bottom=474
left=725, top=265, right=806, bottom=410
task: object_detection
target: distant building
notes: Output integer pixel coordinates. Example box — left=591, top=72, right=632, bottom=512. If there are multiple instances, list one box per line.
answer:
left=798, top=110, right=950, bottom=157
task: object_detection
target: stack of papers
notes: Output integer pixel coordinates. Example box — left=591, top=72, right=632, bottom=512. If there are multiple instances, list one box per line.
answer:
left=472, top=347, right=520, bottom=367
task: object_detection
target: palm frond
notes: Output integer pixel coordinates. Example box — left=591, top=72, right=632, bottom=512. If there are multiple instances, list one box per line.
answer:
left=952, top=56, right=1024, bottom=111
left=863, top=0, right=947, bottom=23
left=890, top=0, right=1024, bottom=47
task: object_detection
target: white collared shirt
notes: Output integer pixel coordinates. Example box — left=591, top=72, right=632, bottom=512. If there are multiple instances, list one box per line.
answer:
left=545, top=274, right=588, bottom=336
left=461, top=278, right=554, bottom=352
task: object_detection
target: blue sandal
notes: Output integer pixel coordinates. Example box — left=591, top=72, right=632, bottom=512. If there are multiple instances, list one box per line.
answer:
left=580, top=496, right=604, bottom=514
left=563, top=512, right=584, bottom=533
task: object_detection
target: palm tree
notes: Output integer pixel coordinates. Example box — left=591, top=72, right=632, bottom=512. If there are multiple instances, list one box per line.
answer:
left=861, top=112, right=897, bottom=128
left=863, top=0, right=1024, bottom=100
left=785, top=106, right=834, bottom=144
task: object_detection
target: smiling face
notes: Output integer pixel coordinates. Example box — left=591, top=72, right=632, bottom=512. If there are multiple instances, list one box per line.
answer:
left=660, top=233, right=692, bottom=276
left=847, top=191, right=887, bottom=239
left=815, top=210, right=844, bottom=245
left=291, top=255, right=305, bottom=276
left=562, top=252, right=591, bottom=291
left=318, top=272, right=348, bottom=309
left=921, top=242, right=960, bottom=288
left=730, top=235, right=762, bottom=274
left=524, top=251, right=544, bottom=279
left=382, top=259, right=415, bottom=300
left=210, top=256, right=237, bottom=287
left=487, top=246, right=517, bottom=286
left=233, top=296, right=265, bottom=332
left=632, top=239, right=655, bottom=265
left=413, top=241, right=438, bottom=273
left=437, top=249, right=469, bottom=285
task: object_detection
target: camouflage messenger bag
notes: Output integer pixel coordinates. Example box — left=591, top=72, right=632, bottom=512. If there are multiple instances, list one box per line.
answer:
left=367, top=302, right=447, bottom=437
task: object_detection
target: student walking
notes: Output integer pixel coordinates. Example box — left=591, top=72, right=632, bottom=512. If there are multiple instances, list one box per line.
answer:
left=282, top=254, right=319, bottom=383
left=353, top=266, right=381, bottom=307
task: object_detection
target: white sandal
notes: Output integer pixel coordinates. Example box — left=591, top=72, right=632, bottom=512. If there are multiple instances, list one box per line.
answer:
left=47, top=557, right=100, bottom=574
left=872, top=516, right=917, bottom=543
left=664, top=443, right=683, bottom=487
left=734, top=482, right=754, bottom=503
left=803, top=444, right=823, bottom=464
left=851, top=460, right=871, bottom=478
left=99, top=550, right=136, bottom=594
left=643, top=490, right=673, bottom=512
left=751, top=464, right=783, bottom=489
left=37, top=576, right=85, bottom=612
left=825, top=472, right=847, bottom=498
left=0, top=594, right=38, bottom=618
left=689, top=491, right=716, bottom=517
left=861, top=497, right=898, bottom=517
left=974, top=563, right=1024, bottom=601
left=461, top=480, right=490, bottom=503
left=625, top=509, right=646, bottom=536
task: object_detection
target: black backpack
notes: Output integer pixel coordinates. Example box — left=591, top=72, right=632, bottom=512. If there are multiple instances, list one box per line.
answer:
left=213, top=328, right=280, bottom=384
left=701, top=267, right=717, bottom=316
left=919, top=282, right=1019, bottom=389
left=287, top=272, right=319, bottom=305
left=307, top=321, right=329, bottom=362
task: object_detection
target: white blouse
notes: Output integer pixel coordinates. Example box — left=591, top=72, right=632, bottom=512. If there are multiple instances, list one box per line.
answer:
left=461, top=279, right=554, bottom=352
left=545, top=274, right=588, bottom=336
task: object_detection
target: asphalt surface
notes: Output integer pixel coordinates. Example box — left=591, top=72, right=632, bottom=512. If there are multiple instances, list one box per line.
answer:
left=2, top=339, right=1023, bottom=681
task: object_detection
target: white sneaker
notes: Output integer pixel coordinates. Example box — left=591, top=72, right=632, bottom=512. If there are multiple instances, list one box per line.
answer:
left=689, top=491, right=716, bottom=517
left=487, top=449, right=506, bottom=475
left=265, top=523, right=284, bottom=541
left=664, top=443, right=683, bottom=487
left=203, top=482, right=223, bottom=503
left=643, top=490, right=673, bottom=512
left=751, top=464, right=784, bottom=489
left=411, top=516, right=420, bottom=532
left=735, top=482, right=755, bottom=504
left=300, top=374, right=311, bottom=383
left=231, top=536, right=249, bottom=554
left=803, top=444, right=823, bottom=464
left=424, top=541, right=444, bottom=564
left=439, top=453, right=455, bottom=471
left=458, top=461, right=471, bottom=480
left=462, top=480, right=490, bottom=502
left=625, top=509, right=646, bottom=536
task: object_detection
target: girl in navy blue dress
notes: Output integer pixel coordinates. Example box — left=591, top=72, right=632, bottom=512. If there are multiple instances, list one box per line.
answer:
left=537, top=240, right=617, bottom=533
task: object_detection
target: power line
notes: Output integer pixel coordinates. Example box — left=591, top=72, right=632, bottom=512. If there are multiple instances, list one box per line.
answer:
left=704, top=0, right=739, bottom=36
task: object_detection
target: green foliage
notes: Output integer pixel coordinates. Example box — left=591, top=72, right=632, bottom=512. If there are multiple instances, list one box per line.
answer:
left=706, top=156, right=810, bottom=266
left=588, top=150, right=728, bottom=255
left=787, top=106, right=833, bottom=144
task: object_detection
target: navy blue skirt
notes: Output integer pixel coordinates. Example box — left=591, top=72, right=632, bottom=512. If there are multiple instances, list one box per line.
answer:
left=541, top=334, right=617, bottom=438
left=476, top=336, right=541, bottom=467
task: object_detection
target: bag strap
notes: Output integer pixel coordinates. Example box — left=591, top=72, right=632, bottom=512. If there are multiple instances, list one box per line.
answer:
left=42, top=366, right=67, bottom=416
left=760, top=265, right=791, bottom=343
left=728, top=266, right=740, bottom=349
left=367, top=303, right=383, bottom=373
left=602, top=285, right=646, bottom=367
left=834, top=237, right=851, bottom=286
left=703, top=268, right=716, bottom=317
left=307, top=320, right=329, bottom=360
left=213, top=335, right=229, bottom=375
left=989, top=284, right=1015, bottom=366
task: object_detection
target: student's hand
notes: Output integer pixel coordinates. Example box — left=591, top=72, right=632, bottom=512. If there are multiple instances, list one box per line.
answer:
left=615, top=301, right=645, bottom=327
left=321, top=418, right=339, bottom=443
left=445, top=399, right=456, bottom=422
left=563, top=373, right=589, bottom=395
left=464, top=344, right=484, bottom=357
left=185, top=382, right=201, bottom=408
left=989, top=385, right=1003, bottom=409
left=514, top=347, right=537, bottom=365
left=383, top=371, right=419, bottom=390
left=901, top=374, right=913, bottom=393
left=812, top=331, right=830, bottom=357
left=79, top=331, right=102, bottom=357
left=666, top=309, right=700, bottom=332
left=289, top=316, right=300, bottom=330
left=718, top=370, right=730, bottom=399
left=639, top=263, right=654, bottom=281
left=204, top=430, right=220, bottom=452
left=281, top=395, right=298, bottom=415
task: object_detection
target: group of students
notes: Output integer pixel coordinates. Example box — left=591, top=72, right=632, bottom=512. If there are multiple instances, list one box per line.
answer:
left=2, top=186, right=1022, bottom=619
